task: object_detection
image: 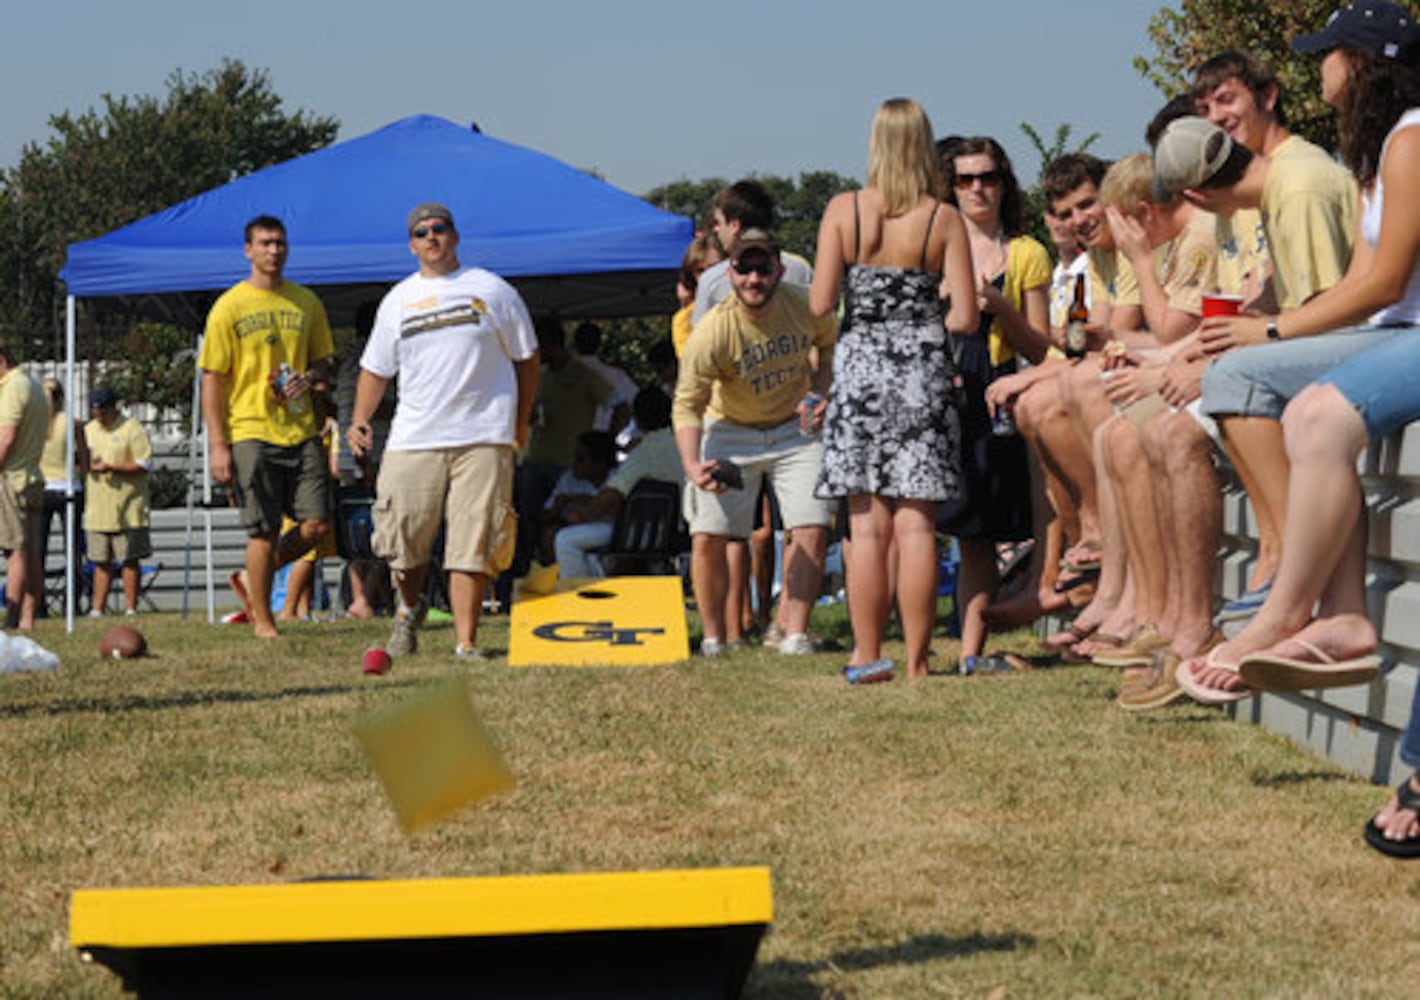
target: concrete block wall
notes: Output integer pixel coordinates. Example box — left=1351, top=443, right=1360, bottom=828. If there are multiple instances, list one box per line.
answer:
left=1219, top=421, right=1420, bottom=785
left=45, top=506, right=340, bottom=620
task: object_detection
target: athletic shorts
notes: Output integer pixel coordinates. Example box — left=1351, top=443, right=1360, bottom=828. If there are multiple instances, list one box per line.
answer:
left=231, top=437, right=330, bottom=537
left=374, top=445, right=517, bottom=576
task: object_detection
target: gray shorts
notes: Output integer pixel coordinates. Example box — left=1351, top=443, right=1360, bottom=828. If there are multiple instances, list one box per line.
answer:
left=231, top=437, right=331, bottom=537
left=683, top=418, right=831, bottom=538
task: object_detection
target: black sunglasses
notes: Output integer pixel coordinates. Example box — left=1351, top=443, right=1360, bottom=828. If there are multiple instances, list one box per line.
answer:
left=731, top=257, right=777, bottom=277
left=412, top=222, right=450, bottom=238
left=954, top=170, right=1002, bottom=188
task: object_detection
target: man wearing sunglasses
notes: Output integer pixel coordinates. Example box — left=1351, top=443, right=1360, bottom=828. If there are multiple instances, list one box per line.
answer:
left=674, top=229, right=837, bottom=658
left=200, top=215, right=336, bottom=639
left=348, top=202, right=540, bottom=662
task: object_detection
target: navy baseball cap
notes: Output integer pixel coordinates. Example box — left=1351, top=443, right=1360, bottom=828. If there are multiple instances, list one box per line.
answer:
left=1293, top=1, right=1420, bottom=60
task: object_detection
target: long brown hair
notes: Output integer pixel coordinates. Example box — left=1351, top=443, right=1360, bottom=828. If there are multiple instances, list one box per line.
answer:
left=1336, top=49, right=1420, bottom=186
left=941, top=136, right=1026, bottom=237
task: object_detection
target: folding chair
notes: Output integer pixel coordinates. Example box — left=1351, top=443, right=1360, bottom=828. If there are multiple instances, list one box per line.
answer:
left=596, top=479, right=688, bottom=577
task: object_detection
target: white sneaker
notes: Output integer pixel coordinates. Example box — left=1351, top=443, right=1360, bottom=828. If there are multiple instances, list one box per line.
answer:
left=778, top=633, right=814, bottom=656
left=87, top=609, right=103, bottom=619
left=700, top=638, right=727, bottom=658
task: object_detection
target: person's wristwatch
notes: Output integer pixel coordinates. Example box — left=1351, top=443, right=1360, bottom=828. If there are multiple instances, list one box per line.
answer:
left=1266, top=317, right=1281, bottom=341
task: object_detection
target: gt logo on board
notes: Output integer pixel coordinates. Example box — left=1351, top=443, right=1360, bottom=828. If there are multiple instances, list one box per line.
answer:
left=532, top=620, right=667, bottom=647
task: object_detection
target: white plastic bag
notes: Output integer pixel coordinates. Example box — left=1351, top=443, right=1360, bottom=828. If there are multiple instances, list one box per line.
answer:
left=0, top=631, right=60, bottom=673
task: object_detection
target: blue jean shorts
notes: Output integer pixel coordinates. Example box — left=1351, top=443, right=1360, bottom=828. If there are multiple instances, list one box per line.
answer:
left=1314, top=330, right=1420, bottom=437
left=1200, top=325, right=1410, bottom=420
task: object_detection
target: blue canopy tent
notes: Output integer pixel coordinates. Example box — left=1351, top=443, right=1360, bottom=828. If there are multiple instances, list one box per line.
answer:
left=55, top=115, right=694, bottom=627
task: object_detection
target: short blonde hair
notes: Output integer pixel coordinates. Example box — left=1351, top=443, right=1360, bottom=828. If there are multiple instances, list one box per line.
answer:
left=1099, top=153, right=1162, bottom=214
left=867, top=98, right=943, bottom=216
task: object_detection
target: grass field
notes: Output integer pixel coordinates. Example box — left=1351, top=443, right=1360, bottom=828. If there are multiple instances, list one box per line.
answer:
left=3, top=604, right=1420, bottom=998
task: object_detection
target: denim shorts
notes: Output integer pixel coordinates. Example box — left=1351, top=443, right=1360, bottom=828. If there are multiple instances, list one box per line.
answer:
left=1315, top=330, right=1420, bottom=437
left=1200, top=325, right=1411, bottom=420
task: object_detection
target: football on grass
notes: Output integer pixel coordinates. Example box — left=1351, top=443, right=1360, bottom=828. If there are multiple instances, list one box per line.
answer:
left=99, top=625, right=147, bottom=660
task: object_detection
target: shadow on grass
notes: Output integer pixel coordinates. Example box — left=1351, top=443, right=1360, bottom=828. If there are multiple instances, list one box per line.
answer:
left=1252, top=770, right=1356, bottom=788
left=0, top=679, right=426, bottom=720
left=747, top=931, right=1035, bottom=997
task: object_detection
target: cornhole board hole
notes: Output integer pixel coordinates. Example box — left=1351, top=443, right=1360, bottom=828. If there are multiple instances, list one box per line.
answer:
left=509, top=576, right=689, bottom=667
left=71, top=867, right=772, bottom=998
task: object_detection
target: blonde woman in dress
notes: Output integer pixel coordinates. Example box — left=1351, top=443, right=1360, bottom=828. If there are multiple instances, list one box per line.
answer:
left=812, top=97, right=977, bottom=677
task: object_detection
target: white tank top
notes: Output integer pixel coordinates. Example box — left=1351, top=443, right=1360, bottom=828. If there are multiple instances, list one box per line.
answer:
left=1362, top=107, right=1420, bottom=326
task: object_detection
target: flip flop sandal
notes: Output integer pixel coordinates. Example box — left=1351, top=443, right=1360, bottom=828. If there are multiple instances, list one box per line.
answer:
left=1053, top=565, right=1100, bottom=594
left=1238, top=639, right=1381, bottom=693
left=1064, top=631, right=1130, bottom=664
left=996, top=541, right=1035, bottom=585
left=1176, top=648, right=1251, bottom=705
left=1094, top=624, right=1169, bottom=668
left=1061, top=539, right=1103, bottom=573
left=1364, top=774, right=1420, bottom=859
left=1047, top=620, right=1098, bottom=648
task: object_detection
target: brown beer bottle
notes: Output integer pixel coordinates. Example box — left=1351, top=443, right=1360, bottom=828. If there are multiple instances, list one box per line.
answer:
left=1065, top=273, right=1088, bottom=359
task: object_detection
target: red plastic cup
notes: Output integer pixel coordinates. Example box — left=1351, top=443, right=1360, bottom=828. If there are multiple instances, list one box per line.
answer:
left=362, top=647, right=392, bottom=676
left=1201, top=294, right=1243, bottom=318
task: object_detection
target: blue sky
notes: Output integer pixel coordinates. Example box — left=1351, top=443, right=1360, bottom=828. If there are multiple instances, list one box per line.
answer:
left=2, top=1, right=1171, bottom=198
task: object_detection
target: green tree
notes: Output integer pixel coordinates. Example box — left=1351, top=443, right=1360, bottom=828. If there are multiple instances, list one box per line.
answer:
left=0, top=59, right=338, bottom=361
left=1018, top=122, right=1100, bottom=184
left=1133, top=0, right=1350, bottom=151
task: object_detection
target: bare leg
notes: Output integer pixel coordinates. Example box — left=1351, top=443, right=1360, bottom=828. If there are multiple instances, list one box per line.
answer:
left=1197, top=385, right=1371, bottom=691
left=280, top=560, right=314, bottom=620
left=724, top=540, right=748, bottom=644
left=893, top=501, right=938, bottom=677
left=1218, top=416, right=1288, bottom=588
left=1102, top=416, right=1169, bottom=631
left=957, top=538, right=998, bottom=664
left=691, top=534, right=731, bottom=645
left=121, top=560, right=141, bottom=614
left=245, top=534, right=281, bottom=638
left=448, top=570, right=486, bottom=649
left=779, top=525, right=826, bottom=638
left=391, top=564, right=428, bottom=613
left=750, top=512, right=774, bottom=633
left=1155, top=412, right=1223, bottom=658
left=845, top=495, right=893, bottom=666
left=91, top=561, right=114, bottom=616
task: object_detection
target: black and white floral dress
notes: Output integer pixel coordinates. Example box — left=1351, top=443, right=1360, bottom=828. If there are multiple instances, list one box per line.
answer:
left=815, top=262, right=961, bottom=502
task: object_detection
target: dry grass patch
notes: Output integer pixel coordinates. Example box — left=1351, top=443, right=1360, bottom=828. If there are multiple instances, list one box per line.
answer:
left=2, top=608, right=1420, bottom=996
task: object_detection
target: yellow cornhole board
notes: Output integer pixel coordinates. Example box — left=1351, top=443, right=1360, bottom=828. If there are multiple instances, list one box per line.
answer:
left=353, top=679, right=515, bottom=834
left=509, top=575, right=689, bottom=667
left=71, top=866, right=772, bottom=998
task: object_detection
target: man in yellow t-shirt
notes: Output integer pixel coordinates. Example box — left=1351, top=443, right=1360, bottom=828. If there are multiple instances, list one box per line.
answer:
left=674, top=229, right=837, bottom=657
left=84, top=386, right=153, bottom=617
left=198, top=215, right=335, bottom=639
left=0, top=340, right=47, bottom=630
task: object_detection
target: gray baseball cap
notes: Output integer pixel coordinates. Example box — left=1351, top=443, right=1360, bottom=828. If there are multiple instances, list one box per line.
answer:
left=407, top=201, right=454, bottom=234
left=1151, top=116, right=1235, bottom=201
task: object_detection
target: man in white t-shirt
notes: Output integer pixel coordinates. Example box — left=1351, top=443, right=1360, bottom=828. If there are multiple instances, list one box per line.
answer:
left=348, top=202, right=540, bottom=660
